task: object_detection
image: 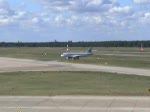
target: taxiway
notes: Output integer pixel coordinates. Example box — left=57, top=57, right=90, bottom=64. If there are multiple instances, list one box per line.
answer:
left=0, top=96, right=150, bottom=112
left=0, top=57, right=150, bottom=76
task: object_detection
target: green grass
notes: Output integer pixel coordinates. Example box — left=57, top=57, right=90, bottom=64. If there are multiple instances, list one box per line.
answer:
left=63, top=47, right=150, bottom=69
left=0, top=47, right=62, bottom=61
left=0, top=71, right=150, bottom=96
left=0, top=47, right=150, bottom=69
left=67, top=55, right=150, bottom=69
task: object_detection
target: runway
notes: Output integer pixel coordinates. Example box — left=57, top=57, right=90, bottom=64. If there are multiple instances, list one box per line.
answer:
left=0, top=96, right=150, bottom=112
left=0, top=57, right=150, bottom=76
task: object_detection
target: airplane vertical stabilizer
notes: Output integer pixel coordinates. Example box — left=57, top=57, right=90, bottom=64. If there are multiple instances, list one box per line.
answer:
left=86, top=47, right=92, bottom=53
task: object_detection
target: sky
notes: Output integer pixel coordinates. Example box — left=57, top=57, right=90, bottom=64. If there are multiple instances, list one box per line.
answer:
left=0, top=0, right=150, bottom=42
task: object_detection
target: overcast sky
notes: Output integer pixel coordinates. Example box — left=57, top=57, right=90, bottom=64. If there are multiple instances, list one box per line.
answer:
left=0, top=0, right=150, bottom=42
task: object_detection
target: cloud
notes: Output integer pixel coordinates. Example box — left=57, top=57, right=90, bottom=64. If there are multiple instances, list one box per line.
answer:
left=0, top=0, right=136, bottom=31
left=109, top=6, right=132, bottom=15
left=34, top=0, right=70, bottom=12
left=133, top=0, right=150, bottom=4
left=0, top=0, right=14, bottom=15
left=0, top=0, right=150, bottom=41
left=34, top=0, right=119, bottom=13
left=31, top=0, right=135, bottom=28
left=139, top=13, right=150, bottom=24
left=0, top=0, right=141, bottom=28
left=0, top=0, right=15, bottom=25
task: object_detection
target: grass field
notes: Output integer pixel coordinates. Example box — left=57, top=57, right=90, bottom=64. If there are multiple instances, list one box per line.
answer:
left=0, top=47, right=150, bottom=69
left=0, top=71, right=150, bottom=96
left=65, top=47, right=150, bottom=69
left=0, top=47, right=62, bottom=60
left=68, top=55, right=150, bottom=69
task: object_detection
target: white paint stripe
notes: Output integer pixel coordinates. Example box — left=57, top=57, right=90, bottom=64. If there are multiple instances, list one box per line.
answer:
left=0, top=107, right=150, bottom=110
left=17, top=108, right=22, bottom=112
left=0, top=96, right=150, bottom=99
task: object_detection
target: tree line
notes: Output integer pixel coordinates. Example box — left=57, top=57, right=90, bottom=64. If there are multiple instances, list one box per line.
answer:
left=0, top=41, right=149, bottom=47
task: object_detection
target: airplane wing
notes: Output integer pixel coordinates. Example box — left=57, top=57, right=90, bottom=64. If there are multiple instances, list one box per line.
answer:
left=72, top=55, right=81, bottom=58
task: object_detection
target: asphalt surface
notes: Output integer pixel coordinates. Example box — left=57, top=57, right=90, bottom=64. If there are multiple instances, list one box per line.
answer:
left=0, top=96, right=150, bottom=112
left=0, top=57, right=150, bottom=76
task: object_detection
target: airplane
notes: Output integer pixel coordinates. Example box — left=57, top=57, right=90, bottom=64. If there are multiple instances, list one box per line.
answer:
left=61, top=47, right=93, bottom=59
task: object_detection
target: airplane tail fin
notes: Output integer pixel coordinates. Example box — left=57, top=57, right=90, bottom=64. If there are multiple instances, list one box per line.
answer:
left=86, top=47, right=92, bottom=53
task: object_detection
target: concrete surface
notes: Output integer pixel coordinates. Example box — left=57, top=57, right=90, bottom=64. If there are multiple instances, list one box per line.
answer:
left=0, top=57, right=150, bottom=76
left=0, top=96, right=150, bottom=112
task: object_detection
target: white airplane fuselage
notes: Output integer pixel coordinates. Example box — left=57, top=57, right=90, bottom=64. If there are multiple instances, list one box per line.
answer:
left=61, top=47, right=93, bottom=59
